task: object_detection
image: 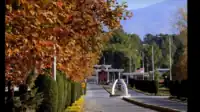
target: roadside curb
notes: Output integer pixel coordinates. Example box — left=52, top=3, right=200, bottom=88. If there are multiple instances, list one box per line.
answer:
left=122, top=97, right=183, bottom=112
left=101, top=85, right=111, bottom=93
left=168, top=96, right=187, bottom=104
left=102, top=85, right=121, bottom=97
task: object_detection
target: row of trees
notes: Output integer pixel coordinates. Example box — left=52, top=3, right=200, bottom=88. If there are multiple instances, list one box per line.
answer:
left=5, top=0, right=132, bottom=85
left=5, top=1, right=133, bottom=111
left=100, top=30, right=184, bottom=73
left=101, top=28, right=142, bottom=71
left=100, top=6, right=187, bottom=81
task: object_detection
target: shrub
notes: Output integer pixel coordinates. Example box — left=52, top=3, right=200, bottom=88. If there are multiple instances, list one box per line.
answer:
left=154, top=70, right=160, bottom=81
left=71, top=82, right=76, bottom=105
left=65, top=78, right=72, bottom=107
left=19, top=84, right=28, bottom=101
left=175, top=80, right=181, bottom=98
left=62, top=76, right=67, bottom=108
left=169, top=80, right=188, bottom=98
left=153, top=81, right=159, bottom=94
left=129, top=78, right=135, bottom=88
left=9, top=70, right=44, bottom=112
left=129, top=80, right=158, bottom=94
left=71, top=82, right=83, bottom=105
left=35, top=75, right=58, bottom=112
left=180, top=80, right=187, bottom=98
left=84, top=83, right=87, bottom=94
left=56, top=71, right=65, bottom=112
left=169, top=81, right=176, bottom=96
left=33, top=69, right=85, bottom=112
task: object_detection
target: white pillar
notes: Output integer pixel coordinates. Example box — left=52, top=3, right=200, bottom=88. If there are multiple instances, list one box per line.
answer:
left=112, top=73, right=114, bottom=82
left=107, top=72, right=110, bottom=83
left=114, top=73, right=115, bottom=81
left=112, top=79, right=118, bottom=95
left=96, top=71, right=99, bottom=84
left=118, top=72, right=121, bottom=79
left=126, top=75, right=129, bottom=85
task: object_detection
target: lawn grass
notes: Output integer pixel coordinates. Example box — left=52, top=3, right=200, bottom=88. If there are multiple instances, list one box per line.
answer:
left=168, top=96, right=187, bottom=103
left=128, top=86, right=170, bottom=96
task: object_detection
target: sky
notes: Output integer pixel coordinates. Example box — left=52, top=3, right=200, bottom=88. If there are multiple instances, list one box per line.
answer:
left=117, top=0, right=166, bottom=10
left=103, top=0, right=187, bottom=40
left=118, top=0, right=187, bottom=40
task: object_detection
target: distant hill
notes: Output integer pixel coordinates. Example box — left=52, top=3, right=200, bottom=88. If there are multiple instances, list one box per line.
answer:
left=120, top=0, right=187, bottom=40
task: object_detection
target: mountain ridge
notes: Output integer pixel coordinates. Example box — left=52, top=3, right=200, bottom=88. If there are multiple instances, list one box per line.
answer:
left=120, top=0, right=187, bottom=40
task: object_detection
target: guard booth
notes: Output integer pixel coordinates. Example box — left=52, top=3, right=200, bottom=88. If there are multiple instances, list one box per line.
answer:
left=94, top=64, right=124, bottom=85
left=99, top=70, right=107, bottom=85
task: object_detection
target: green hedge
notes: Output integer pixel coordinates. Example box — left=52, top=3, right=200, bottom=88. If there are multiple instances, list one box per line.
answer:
left=65, top=79, right=72, bottom=107
left=129, top=79, right=159, bottom=94
left=35, top=75, right=58, bottom=112
left=169, top=80, right=188, bottom=98
left=35, top=69, right=86, bottom=112
left=71, top=82, right=83, bottom=105
left=56, top=71, right=65, bottom=112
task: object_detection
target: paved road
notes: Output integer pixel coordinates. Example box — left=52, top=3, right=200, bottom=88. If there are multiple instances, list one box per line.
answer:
left=84, top=83, right=157, bottom=112
left=131, top=96, right=187, bottom=111
left=128, top=89, right=187, bottom=112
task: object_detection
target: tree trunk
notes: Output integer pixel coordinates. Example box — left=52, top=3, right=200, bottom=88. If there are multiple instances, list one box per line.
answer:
left=6, top=81, right=14, bottom=112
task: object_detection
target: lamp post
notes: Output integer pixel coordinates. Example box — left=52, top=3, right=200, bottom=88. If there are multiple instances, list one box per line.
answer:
left=53, top=44, right=56, bottom=81
left=143, top=44, right=154, bottom=80
left=169, top=37, right=172, bottom=81
left=142, top=52, right=145, bottom=80
left=136, top=50, right=145, bottom=80
left=152, top=46, right=154, bottom=80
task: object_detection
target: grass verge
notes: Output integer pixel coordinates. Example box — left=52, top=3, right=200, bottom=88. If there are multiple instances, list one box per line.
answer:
left=168, top=96, right=187, bottom=103
left=128, top=86, right=170, bottom=96
left=102, top=85, right=123, bottom=97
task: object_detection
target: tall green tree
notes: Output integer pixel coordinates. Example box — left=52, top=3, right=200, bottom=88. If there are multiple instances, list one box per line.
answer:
left=143, top=33, right=184, bottom=69
left=101, top=29, right=142, bottom=71
left=143, top=43, right=162, bottom=71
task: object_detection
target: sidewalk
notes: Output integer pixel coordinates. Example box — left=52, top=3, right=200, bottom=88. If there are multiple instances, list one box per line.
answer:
left=124, top=88, right=187, bottom=112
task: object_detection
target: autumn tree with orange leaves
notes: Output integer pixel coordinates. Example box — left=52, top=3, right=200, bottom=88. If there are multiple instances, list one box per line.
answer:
left=173, top=6, right=187, bottom=80
left=6, top=0, right=132, bottom=84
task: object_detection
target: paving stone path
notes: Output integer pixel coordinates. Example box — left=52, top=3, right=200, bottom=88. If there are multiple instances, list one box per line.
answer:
left=84, top=83, right=157, bottom=112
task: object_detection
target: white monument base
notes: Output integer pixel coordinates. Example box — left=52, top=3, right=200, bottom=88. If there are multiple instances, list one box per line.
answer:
left=111, top=79, right=129, bottom=96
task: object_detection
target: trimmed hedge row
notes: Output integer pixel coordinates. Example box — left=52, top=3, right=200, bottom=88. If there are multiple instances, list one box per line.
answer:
left=35, top=70, right=86, bottom=112
left=65, top=95, right=85, bottom=112
left=169, top=80, right=188, bottom=98
left=129, top=79, right=159, bottom=94
left=35, top=74, right=58, bottom=112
